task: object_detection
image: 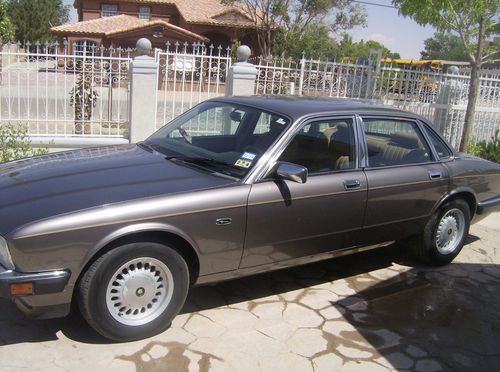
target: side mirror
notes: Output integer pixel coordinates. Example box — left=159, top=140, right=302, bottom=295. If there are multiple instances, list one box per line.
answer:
left=275, top=162, right=308, bottom=184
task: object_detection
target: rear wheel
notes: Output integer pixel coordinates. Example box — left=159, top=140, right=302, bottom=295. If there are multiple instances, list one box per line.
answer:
left=78, top=242, right=189, bottom=341
left=410, top=199, right=470, bottom=266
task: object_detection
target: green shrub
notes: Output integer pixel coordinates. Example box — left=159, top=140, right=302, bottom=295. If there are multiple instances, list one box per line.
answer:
left=468, top=130, right=500, bottom=163
left=0, top=123, right=49, bottom=163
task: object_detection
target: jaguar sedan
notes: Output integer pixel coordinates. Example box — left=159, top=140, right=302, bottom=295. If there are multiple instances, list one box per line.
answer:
left=0, top=96, right=499, bottom=341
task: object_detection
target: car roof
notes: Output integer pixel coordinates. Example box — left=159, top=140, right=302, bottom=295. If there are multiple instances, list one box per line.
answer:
left=211, top=95, right=419, bottom=121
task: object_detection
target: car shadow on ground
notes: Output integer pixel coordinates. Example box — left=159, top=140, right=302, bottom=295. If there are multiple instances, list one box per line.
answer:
left=1, top=234, right=498, bottom=371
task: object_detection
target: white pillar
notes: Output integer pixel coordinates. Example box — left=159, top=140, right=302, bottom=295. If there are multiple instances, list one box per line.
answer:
left=226, top=45, right=257, bottom=96
left=129, top=38, right=158, bottom=143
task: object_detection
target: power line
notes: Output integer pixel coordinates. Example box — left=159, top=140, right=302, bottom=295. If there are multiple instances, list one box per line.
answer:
left=351, top=0, right=398, bottom=9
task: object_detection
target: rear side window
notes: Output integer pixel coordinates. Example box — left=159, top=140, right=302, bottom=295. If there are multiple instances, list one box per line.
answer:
left=423, top=124, right=453, bottom=159
left=362, top=118, right=432, bottom=167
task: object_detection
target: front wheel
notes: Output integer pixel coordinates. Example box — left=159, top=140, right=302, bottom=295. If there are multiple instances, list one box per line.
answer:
left=78, top=242, right=189, bottom=341
left=410, top=199, right=471, bottom=266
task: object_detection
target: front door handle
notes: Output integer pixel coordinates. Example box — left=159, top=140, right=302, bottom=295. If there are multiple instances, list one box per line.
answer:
left=344, top=179, right=361, bottom=190
left=428, top=170, right=442, bottom=180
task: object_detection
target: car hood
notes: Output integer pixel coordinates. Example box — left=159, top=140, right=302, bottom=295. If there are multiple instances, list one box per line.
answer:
left=0, top=145, right=235, bottom=236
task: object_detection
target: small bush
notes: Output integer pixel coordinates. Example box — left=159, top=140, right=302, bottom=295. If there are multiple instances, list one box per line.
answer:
left=0, top=123, right=49, bottom=163
left=468, top=130, right=500, bottom=163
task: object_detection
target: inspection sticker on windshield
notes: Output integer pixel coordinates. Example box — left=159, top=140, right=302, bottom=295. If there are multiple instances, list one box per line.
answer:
left=235, top=152, right=256, bottom=168
left=235, top=159, right=252, bottom=168
left=241, top=152, right=257, bottom=161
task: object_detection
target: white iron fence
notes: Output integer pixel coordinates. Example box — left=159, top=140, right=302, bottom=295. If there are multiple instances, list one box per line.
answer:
left=254, top=55, right=500, bottom=148
left=0, top=41, right=132, bottom=138
left=155, top=42, right=232, bottom=129
left=1, top=40, right=499, bottom=150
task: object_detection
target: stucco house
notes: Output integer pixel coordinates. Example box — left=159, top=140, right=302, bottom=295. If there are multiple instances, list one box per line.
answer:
left=51, top=0, right=260, bottom=52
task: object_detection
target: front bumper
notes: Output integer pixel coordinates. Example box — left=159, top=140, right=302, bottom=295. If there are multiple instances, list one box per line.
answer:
left=0, top=266, right=70, bottom=298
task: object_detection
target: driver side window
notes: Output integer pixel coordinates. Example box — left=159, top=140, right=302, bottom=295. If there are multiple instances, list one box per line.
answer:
left=278, top=118, right=356, bottom=174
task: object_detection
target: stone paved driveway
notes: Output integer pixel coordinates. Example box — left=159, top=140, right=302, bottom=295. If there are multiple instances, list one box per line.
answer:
left=0, top=213, right=499, bottom=372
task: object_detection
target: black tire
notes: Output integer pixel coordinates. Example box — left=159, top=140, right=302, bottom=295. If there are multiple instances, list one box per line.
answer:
left=410, top=199, right=471, bottom=266
left=78, top=242, right=189, bottom=341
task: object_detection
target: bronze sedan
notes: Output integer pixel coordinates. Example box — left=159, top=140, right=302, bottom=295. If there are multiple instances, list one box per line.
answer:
left=1, top=96, right=499, bottom=341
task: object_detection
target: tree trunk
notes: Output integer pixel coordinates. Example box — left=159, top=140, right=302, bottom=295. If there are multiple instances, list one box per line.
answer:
left=459, top=17, right=486, bottom=152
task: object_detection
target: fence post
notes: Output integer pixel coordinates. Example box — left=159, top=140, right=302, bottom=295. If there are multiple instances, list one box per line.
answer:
left=366, top=48, right=382, bottom=99
left=298, top=57, right=306, bottom=96
left=434, top=66, right=461, bottom=138
left=226, top=45, right=257, bottom=96
left=129, top=38, right=158, bottom=143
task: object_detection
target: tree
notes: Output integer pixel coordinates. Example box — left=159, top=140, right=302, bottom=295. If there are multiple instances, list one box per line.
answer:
left=421, top=31, right=469, bottom=61
left=224, top=0, right=367, bottom=57
left=70, top=60, right=98, bottom=135
left=338, top=35, right=401, bottom=61
left=0, top=123, right=48, bottom=163
left=273, top=23, right=337, bottom=59
left=0, top=1, right=14, bottom=43
left=392, top=0, right=500, bottom=152
left=7, top=0, right=69, bottom=43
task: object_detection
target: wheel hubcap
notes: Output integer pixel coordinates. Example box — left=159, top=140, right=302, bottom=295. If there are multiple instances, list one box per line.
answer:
left=106, top=257, right=174, bottom=326
left=435, top=208, right=465, bottom=254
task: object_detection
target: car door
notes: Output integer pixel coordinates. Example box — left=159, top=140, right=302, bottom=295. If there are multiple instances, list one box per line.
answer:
left=358, top=115, right=449, bottom=245
left=240, top=116, right=368, bottom=269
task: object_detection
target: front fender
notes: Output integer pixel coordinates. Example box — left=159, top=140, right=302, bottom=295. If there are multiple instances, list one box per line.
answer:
left=81, top=222, right=201, bottom=272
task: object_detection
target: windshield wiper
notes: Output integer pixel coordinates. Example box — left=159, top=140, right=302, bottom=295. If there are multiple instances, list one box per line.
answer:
left=165, top=156, right=239, bottom=170
left=137, top=142, right=155, bottom=153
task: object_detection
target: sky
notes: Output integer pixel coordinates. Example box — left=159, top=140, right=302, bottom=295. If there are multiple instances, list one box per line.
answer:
left=63, top=0, right=436, bottom=59
left=348, top=0, right=437, bottom=59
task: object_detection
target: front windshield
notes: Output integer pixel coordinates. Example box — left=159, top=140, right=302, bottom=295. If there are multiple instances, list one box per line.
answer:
left=146, top=101, right=290, bottom=179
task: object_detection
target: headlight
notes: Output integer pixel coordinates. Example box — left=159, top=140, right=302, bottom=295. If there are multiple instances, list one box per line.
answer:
left=0, top=236, right=14, bottom=270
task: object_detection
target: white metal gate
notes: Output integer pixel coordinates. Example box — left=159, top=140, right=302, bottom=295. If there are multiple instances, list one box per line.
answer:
left=155, top=42, right=232, bottom=129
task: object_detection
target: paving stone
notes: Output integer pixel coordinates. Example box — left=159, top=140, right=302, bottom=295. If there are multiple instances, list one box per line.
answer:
left=336, top=345, right=374, bottom=359
left=183, top=314, right=226, bottom=338
left=286, top=328, right=327, bottom=357
left=312, top=353, right=343, bottom=371
left=342, top=360, right=388, bottom=372
left=319, top=305, right=346, bottom=320
left=415, top=359, right=444, bottom=372
left=257, top=321, right=296, bottom=341
left=383, top=352, right=414, bottom=369
left=328, top=279, right=358, bottom=296
left=282, top=303, right=323, bottom=328
left=200, top=307, right=258, bottom=329
left=405, top=344, right=428, bottom=357
left=258, top=352, right=312, bottom=372
left=298, top=289, right=338, bottom=310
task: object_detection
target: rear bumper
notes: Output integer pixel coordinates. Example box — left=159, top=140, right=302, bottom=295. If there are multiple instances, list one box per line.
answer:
left=0, top=266, right=70, bottom=298
left=476, top=196, right=500, bottom=215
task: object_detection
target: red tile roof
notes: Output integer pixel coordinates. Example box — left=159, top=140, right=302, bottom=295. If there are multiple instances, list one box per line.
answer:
left=51, top=15, right=209, bottom=42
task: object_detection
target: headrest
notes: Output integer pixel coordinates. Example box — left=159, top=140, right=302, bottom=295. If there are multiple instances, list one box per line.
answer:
left=329, top=123, right=352, bottom=156
left=390, top=132, right=419, bottom=149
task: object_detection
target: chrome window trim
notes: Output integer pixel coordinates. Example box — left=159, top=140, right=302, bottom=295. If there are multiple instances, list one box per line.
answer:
left=359, top=114, right=437, bottom=169
left=417, top=119, right=456, bottom=161
left=247, top=114, right=359, bottom=184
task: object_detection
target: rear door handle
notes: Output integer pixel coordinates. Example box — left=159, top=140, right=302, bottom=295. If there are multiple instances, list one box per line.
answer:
left=344, top=179, right=361, bottom=190
left=428, top=170, right=442, bottom=180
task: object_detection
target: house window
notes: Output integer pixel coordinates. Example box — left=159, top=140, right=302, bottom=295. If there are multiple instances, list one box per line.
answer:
left=73, top=40, right=98, bottom=56
left=139, top=6, right=151, bottom=20
left=101, top=4, right=118, bottom=17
